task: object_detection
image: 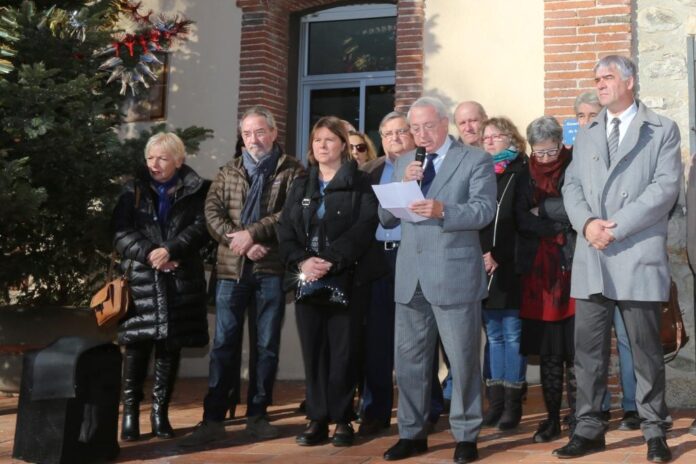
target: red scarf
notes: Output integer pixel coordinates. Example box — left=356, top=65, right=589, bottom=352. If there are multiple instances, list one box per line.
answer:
left=528, top=146, right=571, bottom=204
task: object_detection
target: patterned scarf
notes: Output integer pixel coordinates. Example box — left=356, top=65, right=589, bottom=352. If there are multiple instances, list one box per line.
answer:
left=492, top=148, right=519, bottom=174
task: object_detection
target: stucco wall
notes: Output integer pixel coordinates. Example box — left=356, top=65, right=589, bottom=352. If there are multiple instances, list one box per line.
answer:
left=635, top=0, right=696, bottom=407
left=120, top=0, right=241, bottom=180
left=422, top=0, right=545, bottom=140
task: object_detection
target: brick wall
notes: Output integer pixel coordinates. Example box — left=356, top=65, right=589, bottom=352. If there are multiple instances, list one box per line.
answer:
left=544, top=0, right=632, bottom=120
left=235, top=0, right=424, bottom=146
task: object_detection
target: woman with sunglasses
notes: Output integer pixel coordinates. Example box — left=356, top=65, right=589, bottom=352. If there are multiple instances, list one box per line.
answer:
left=348, top=131, right=377, bottom=167
left=478, top=117, right=529, bottom=431
left=516, top=115, right=576, bottom=443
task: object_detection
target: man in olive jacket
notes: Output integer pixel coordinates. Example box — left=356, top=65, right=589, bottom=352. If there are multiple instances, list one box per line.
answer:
left=181, top=106, right=304, bottom=447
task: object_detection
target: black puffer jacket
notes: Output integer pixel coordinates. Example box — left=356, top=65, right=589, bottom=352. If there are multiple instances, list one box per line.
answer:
left=113, top=164, right=210, bottom=348
left=276, top=160, right=379, bottom=288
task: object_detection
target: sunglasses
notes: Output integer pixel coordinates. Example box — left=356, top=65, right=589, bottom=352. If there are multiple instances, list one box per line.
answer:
left=349, top=143, right=367, bottom=153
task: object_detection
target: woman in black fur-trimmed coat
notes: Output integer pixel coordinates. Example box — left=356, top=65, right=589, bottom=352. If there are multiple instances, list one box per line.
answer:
left=112, top=132, right=210, bottom=442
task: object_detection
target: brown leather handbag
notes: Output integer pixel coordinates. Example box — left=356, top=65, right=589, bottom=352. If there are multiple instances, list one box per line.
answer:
left=90, top=255, right=132, bottom=327
left=661, top=280, right=689, bottom=362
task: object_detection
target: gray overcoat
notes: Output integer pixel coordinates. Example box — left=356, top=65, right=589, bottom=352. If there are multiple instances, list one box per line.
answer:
left=562, top=100, right=682, bottom=302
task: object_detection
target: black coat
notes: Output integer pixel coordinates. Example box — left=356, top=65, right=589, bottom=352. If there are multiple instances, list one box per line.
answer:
left=113, top=164, right=210, bottom=348
left=514, top=154, right=576, bottom=275
left=276, top=160, right=380, bottom=288
left=479, top=155, right=527, bottom=309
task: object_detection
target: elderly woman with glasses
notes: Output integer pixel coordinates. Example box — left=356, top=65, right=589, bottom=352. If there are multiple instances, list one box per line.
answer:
left=515, top=116, right=577, bottom=443
left=477, top=117, right=528, bottom=431
left=348, top=131, right=378, bottom=167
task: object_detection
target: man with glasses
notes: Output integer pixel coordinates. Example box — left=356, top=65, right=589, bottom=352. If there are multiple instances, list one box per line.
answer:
left=379, top=97, right=496, bottom=463
left=454, top=101, right=488, bottom=147
left=359, top=112, right=445, bottom=437
left=556, top=55, right=680, bottom=463
left=180, top=106, right=305, bottom=447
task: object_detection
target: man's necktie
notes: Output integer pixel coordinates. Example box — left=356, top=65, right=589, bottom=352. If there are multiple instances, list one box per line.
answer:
left=608, top=117, right=621, bottom=162
left=421, top=153, right=438, bottom=195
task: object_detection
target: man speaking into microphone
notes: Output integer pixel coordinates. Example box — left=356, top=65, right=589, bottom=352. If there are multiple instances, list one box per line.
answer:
left=379, top=96, right=496, bottom=464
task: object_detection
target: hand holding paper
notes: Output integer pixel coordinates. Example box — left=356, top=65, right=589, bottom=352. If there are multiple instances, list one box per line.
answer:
left=372, top=181, right=428, bottom=223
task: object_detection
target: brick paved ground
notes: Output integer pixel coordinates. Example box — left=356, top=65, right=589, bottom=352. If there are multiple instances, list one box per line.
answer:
left=2, top=379, right=696, bottom=463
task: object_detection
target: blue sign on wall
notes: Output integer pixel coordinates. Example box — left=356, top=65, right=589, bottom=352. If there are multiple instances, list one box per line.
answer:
left=563, top=118, right=579, bottom=146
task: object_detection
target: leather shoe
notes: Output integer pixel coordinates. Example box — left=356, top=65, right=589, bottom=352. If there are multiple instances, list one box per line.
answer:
left=383, top=438, right=428, bottom=461
left=552, top=435, right=606, bottom=458
left=454, top=441, right=478, bottom=463
left=600, top=410, right=611, bottom=422
left=296, top=420, right=328, bottom=446
left=332, top=422, right=354, bottom=447
left=646, top=437, right=671, bottom=463
left=358, top=418, right=390, bottom=436
left=618, top=411, right=642, bottom=431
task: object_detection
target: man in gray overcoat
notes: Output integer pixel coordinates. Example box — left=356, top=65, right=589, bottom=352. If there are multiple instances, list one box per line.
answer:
left=555, top=55, right=681, bottom=463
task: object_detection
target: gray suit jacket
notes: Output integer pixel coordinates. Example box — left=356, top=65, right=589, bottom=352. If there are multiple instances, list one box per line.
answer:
left=562, top=100, right=682, bottom=301
left=378, top=138, right=496, bottom=305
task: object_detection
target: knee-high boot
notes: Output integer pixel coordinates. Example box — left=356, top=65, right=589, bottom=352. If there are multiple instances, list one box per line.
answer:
left=151, top=344, right=180, bottom=439
left=121, top=343, right=151, bottom=441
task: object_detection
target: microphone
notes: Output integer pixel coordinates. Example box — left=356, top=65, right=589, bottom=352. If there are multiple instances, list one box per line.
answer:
left=415, top=146, right=426, bottom=186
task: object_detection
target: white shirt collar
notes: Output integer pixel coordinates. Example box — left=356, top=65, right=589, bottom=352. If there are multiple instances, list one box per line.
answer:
left=606, top=100, right=638, bottom=144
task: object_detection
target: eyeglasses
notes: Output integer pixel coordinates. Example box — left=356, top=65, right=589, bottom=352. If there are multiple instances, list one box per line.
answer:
left=380, top=128, right=410, bottom=139
left=349, top=143, right=367, bottom=153
left=241, top=129, right=268, bottom=139
left=410, top=121, right=440, bottom=135
left=531, top=146, right=561, bottom=158
left=481, top=133, right=509, bottom=143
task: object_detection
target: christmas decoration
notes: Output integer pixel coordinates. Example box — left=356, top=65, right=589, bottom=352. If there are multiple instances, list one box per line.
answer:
left=94, top=0, right=193, bottom=95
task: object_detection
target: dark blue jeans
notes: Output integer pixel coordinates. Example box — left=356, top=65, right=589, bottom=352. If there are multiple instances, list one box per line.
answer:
left=203, top=270, right=285, bottom=420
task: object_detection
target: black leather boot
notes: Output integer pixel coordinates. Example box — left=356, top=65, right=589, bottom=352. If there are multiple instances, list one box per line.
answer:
left=121, top=344, right=151, bottom=441
left=481, top=380, right=505, bottom=427
left=150, top=347, right=180, bottom=439
left=498, top=381, right=526, bottom=430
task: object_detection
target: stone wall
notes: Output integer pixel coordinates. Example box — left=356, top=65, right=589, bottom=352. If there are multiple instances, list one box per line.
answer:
left=636, top=0, right=696, bottom=407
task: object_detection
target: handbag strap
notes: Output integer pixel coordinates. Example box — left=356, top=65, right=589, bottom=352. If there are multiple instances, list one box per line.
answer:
left=664, top=280, right=687, bottom=363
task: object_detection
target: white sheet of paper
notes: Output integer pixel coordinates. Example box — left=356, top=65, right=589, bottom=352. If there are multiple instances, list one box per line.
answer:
left=372, top=181, right=428, bottom=223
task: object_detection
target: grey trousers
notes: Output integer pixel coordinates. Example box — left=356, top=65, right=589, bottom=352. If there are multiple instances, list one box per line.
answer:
left=574, top=294, right=672, bottom=440
left=394, top=286, right=483, bottom=442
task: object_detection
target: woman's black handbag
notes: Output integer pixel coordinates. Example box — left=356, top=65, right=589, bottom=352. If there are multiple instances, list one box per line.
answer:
left=296, top=271, right=352, bottom=307
left=293, top=176, right=357, bottom=308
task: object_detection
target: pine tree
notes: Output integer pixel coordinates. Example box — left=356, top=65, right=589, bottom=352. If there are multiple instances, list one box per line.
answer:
left=0, top=1, right=212, bottom=305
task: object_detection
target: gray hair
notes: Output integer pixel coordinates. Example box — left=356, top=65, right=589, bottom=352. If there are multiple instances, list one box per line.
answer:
left=526, top=116, right=563, bottom=147
left=573, top=91, right=601, bottom=113
left=379, top=111, right=409, bottom=131
left=407, top=96, right=449, bottom=121
left=145, top=132, right=186, bottom=162
left=239, top=105, right=276, bottom=131
left=594, top=55, right=637, bottom=81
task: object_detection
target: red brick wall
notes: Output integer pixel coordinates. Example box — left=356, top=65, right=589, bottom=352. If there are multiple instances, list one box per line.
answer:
left=235, top=0, right=424, bottom=146
left=544, top=0, right=632, bottom=120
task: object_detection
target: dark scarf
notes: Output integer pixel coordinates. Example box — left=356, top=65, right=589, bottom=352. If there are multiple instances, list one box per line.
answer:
left=529, top=146, right=570, bottom=204
left=240, top=144, right=282, bottom=226
left=151, top=173, right=179, bottom=233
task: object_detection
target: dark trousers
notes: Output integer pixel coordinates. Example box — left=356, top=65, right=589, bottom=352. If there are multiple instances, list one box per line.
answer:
left=203, top=267, right=285, bottom=421
left=296, top=287, right=366, bottom=423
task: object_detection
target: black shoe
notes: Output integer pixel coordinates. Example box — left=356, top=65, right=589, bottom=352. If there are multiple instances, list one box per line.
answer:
left=690, top=418, right=696, bottom=435
left=618, top=411, right=642, bottom=431
left=600, top=410, right=611, bottom=422
left=552, top=435, right=606, bottom=458
left=358, top=418, right=390, bottom=436
left=533, top=418, right=561, bottom=443
left=151, top=404, right=175, bottom=438
left=383, top=438, right=428, bottom=461
left=454, top=441, right=478, bottom=463
left=332, top=422, right=354, bottom=447
left=120, top=405, right=141, bottom=441
left=296, top=421, right=328, bottom=446
left=646, top=437, right=671, bottom=463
